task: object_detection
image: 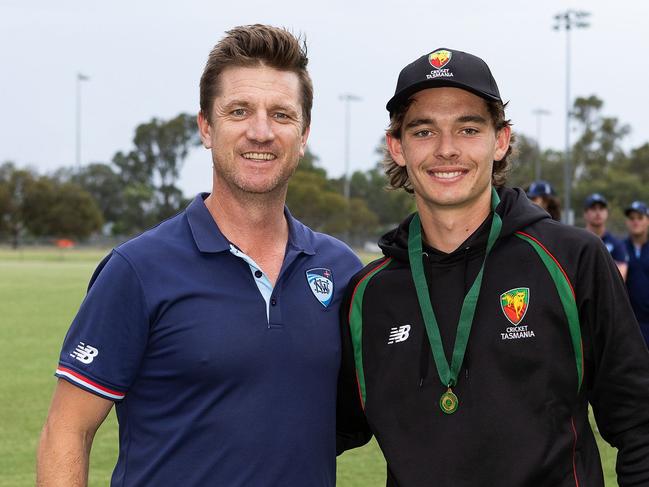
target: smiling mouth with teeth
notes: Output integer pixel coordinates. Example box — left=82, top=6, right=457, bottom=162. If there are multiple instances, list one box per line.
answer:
left=430, top=170, right=466, bottom=179
left=242, top=152, right=276, bottom=161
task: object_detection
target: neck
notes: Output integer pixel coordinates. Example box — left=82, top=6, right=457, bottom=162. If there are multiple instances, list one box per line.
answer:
left=631, top=233, right=648, bottom=247
left=205, top=181, right=289, bottom=284
left=417, top=190, right=492, bottom=254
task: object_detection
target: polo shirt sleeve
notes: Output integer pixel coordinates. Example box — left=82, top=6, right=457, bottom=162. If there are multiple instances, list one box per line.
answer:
left=611, top=238, right=629, bottom=264
left=55, top=250, right=150, bottom=401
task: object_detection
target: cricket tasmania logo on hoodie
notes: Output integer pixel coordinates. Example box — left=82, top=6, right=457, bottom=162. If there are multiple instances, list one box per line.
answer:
left=500, top=287, right=535, bottom=340
left=500, top=288, right=529, bottom=324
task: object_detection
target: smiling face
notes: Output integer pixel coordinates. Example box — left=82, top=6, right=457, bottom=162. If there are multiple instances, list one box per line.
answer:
left=198, top=64, right=309, bottom=199
left=386, top=87, right=510, bottom=217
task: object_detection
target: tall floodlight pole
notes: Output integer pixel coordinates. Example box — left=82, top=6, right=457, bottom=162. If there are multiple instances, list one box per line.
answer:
left=339, top=93, right=361, bottom=202
left=76, top=73, right=90, bottom=169
left=532, top=108, right=550, bottom=180
left=553, top=10, right=590, bottom=224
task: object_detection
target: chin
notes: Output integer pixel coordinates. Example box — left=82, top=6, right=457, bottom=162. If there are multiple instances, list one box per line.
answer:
left=237, top=176, right=287, bottom=195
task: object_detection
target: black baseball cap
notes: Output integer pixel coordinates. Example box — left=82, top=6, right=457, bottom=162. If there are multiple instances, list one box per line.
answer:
left=625, top=201, right=649, bottom=217
left=527, top=180, right=555, bottom=198
left=584, top=193, right=608, bottom=209
left=386, top=48, right=501, bottom=115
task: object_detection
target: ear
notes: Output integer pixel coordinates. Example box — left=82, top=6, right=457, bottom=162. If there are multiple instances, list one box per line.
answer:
left=299, top=125, right=311, bottom=158
left=493, top=125, right=512, bottom=162
left=197, top=111, right=212, bottom=149
left=385, top=132, right=407, bottom=167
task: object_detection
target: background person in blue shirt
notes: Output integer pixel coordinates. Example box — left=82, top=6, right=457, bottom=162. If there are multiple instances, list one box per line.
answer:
left=583, top=193, right=628, bottom=280
left=625, top=201, right=649, bottom=346
left=37, top=24, right=361, bottom=487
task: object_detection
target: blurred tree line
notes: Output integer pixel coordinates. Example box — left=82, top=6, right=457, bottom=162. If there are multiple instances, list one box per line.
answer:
left=1, top=94, right=647, bottom=247
left=508, top=95, right=649, bottom=233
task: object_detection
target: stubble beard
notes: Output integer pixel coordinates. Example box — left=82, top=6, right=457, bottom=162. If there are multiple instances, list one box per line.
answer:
left=212, top=155, right=298, bottom=203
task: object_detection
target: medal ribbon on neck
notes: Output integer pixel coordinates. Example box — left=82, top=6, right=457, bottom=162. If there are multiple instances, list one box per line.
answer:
left=407, top=188, right=502, bottom=414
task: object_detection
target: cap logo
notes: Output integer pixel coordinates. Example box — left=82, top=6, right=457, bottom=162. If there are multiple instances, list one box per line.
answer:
left=428, top=50, right=452, bottom=69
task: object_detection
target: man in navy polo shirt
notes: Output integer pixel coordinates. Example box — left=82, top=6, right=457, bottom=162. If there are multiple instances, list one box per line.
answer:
left=625, top=201, right=649, bottom=347
left=37, top=25, right=361, bottom=486
left=583, top=193, right=628, bottom=280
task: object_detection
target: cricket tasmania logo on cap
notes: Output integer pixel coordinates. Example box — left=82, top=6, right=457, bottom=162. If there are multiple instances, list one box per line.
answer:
left=306, top=268, right=334, bottom=307
left=429, top=49, right=452, bottom=69
left=500, top=288, right=530, bottom=325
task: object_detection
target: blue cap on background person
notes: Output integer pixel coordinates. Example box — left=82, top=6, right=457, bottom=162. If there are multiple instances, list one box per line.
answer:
left=625, top=201, right=649, bottom=217
left=527, top=180, right=555, bottom=198
left=584, top=193, right=608, bottom=209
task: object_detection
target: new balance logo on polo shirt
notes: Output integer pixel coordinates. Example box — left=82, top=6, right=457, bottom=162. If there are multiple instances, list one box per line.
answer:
left=388, top=325, right=411, bottom=344
left=70, top=342, right=99, bottom=364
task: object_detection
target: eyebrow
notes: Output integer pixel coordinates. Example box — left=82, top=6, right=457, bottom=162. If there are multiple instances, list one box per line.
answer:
left=404, top=114, right=489, bottom=130
left=457, top=114, right=488, bottom=124
left=220, top=100, right=299, bottom=117
left=405, top=118, right=434, bottom=130
left=270, top=103, right=300, bottom=117
left=221, top=100, right=252, bottom=111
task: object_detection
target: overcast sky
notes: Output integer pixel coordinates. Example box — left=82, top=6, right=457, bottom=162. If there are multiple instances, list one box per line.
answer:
left=2, top=0, right=648, bottom=197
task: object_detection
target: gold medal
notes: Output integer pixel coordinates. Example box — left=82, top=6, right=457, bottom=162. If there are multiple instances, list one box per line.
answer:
left=440, top=388, right=459, bottom=414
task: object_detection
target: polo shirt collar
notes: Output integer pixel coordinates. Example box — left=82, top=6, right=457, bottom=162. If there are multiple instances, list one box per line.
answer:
left=186, top=193, right=315, bottom=255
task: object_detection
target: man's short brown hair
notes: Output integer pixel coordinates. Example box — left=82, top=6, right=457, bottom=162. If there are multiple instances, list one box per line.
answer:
left=383, top=97, right=514, bottom=192
left=199, top=24, right=313, bottom=133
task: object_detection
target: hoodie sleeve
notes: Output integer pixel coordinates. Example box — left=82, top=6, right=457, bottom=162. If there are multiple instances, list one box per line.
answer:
left=578, top=235, right=649, bottom=486
left=336, top=269, right=373, bottom=455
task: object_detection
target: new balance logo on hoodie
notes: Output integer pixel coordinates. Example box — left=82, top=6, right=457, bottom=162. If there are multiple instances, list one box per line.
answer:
left=388, top=325, right=411, bottom=344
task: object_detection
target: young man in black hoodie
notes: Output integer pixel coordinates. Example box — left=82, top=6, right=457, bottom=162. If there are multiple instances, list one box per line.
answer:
left=337, top=48, right=649, bottom=486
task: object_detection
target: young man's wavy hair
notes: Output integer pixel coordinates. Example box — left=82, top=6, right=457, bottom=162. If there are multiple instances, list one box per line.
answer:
left=199, top=24, right=312, bottom=134
left=383, top=97, right=515, bottom=192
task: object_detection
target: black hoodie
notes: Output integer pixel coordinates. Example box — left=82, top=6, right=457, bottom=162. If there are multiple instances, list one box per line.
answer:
left=337, top=187, right=649, bottom=487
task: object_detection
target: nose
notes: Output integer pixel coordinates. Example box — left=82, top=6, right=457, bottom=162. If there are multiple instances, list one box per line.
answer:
left=434, top=132, right=460, bottom=160
left=246, top=111, right=275, bottom=143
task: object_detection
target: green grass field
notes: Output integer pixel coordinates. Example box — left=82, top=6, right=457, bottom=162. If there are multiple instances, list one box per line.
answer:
left=0, top=247, right=618, bottom=486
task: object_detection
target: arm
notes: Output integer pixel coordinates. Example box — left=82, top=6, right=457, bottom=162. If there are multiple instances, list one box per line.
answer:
left=616, top=261, right=628, bottom=281
left=336, top=273, right=373, bottom=455
left=37, top=379, right=114, bottom=487
left=578, top=242, right=649, bottom=486
left=612, top=239, right=629, bottom=282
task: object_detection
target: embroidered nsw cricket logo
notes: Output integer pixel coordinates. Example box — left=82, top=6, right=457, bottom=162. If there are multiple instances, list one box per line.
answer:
left=500, top=288, right=529, bottom=325
left=306, top=268, right=334, bottom=307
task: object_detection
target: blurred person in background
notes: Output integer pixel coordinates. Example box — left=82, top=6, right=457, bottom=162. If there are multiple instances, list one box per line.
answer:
left=625, top=201, right=649, bottom=347
left=526, top=180, right=561, bottom=221
left=583, top=193, right=628, bottom=280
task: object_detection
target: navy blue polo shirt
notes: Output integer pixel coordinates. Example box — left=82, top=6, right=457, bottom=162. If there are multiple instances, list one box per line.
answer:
left=625, top=238, right=649, bottom=328
left=55, top=194, right=362, bottom=487
left=602, top=231, right=628, bottom=264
